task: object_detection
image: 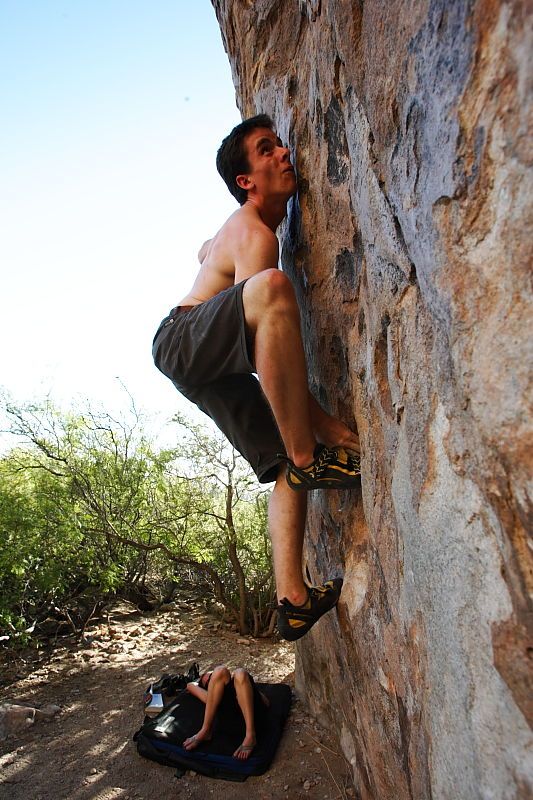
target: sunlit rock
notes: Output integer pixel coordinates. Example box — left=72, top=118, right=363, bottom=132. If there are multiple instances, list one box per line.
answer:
left=212, top=1, right=532, bottom=797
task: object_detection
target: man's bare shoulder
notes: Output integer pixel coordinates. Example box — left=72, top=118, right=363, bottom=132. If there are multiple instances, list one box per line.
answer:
left=224, top=207, right=279, bottom=279
left=179, top=206, right=279, bottom=304
left=219, top=204, right=278, bottom=250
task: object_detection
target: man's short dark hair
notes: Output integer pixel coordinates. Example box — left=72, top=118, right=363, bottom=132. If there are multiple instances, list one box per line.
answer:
left=216, top=114, right=274, bottom=205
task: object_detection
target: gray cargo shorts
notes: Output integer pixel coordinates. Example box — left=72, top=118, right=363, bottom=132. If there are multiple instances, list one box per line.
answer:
left=152, top=280, right=285, bottom=483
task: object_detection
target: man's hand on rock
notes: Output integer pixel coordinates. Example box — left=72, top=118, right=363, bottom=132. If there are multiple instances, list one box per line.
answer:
left=308, top=393, right=360, bottom=453
left=316, top=416, right=360, bottom=454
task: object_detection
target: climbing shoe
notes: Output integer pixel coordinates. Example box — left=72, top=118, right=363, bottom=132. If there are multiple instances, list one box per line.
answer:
left=282, top=445, right=361, bottom=491
left=276, top=578, right=343, bottom=642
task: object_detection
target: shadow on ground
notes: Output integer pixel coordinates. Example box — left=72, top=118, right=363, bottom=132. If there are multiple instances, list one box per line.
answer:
left=0, top=603, right=353, bottom=800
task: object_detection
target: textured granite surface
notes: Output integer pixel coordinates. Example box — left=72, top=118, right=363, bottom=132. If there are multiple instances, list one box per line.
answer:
left=212, top=2, right=532, bottom=797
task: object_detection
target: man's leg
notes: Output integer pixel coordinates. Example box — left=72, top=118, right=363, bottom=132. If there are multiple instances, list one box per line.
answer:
left=183, top=666, right=230, bottom=750
left=156, top=278, right=351, bottom=640
left=243, top=269, right=360, bottom=459
left=243, top=270, right=353, bottom=611
left=242, top=269, right=316, bottom=467
left=269, top=468, right=308, bottom=605
left=269, top=467, right=344, bottom=641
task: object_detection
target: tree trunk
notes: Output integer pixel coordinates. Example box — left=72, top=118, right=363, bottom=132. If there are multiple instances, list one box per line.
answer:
left=225, top=482, right=249, bottom=635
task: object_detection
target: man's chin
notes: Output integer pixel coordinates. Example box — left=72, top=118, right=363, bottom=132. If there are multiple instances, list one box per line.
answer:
left=285, top=179, right=298, bottom=199
left=274, top=181, right=297, bottom=202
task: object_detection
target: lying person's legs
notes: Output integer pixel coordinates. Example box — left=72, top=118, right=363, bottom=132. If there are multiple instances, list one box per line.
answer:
left=232, top=668, right=259, bottom=760
left=183, top=666, right=230, bottom=751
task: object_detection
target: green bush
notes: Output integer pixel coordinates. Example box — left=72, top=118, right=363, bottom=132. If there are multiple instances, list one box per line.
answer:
left=0, top=395, right=274, bottom=643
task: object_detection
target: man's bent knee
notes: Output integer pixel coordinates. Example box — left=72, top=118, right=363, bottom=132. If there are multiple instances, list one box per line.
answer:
left=244, top=269, right=295, bottom=309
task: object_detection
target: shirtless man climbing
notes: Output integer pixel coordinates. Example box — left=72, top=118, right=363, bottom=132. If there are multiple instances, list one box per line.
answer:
left=152, top=114, right=360, bottom=641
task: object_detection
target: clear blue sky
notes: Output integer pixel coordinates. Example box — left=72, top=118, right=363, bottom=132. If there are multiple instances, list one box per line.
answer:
left=0, top=1, right=241, bottom=430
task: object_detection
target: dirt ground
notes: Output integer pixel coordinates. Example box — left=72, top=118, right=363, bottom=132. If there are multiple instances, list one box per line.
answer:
left=0, top=601, right=354, bottom=800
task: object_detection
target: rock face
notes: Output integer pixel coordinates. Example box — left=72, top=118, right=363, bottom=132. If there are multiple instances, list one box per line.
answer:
left=212, top=1, right=532, bottom=797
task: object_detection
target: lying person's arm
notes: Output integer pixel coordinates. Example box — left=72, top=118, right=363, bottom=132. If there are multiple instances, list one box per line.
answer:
left=186, top=681, right=208, bottom=704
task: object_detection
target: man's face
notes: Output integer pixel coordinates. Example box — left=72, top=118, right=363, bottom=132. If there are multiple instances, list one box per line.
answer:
left=240, top=127, right=297, bottom=200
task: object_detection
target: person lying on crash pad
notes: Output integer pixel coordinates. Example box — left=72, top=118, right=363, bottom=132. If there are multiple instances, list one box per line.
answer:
left=184, top=665, right=270, bottom=760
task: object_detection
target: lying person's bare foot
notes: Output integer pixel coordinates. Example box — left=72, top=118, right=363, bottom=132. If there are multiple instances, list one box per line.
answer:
left=233, top=733, right=256, bottom=760
left=183, top=728, right=212, bottom=750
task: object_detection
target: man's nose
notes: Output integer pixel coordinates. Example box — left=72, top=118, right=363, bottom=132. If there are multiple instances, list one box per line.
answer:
left=280, top=146, right=290, bottom=162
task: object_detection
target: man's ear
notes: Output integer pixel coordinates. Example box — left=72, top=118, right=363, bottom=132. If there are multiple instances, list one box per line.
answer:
left=235, top=174, right=253, bottom=191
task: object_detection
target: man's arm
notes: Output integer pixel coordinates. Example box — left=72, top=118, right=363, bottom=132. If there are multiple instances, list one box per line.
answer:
left=233, top=226, right=279, bottom=283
